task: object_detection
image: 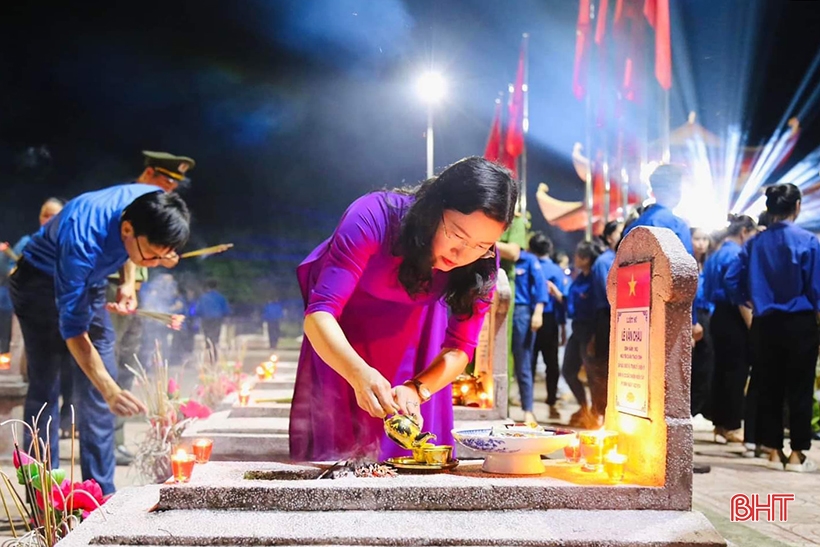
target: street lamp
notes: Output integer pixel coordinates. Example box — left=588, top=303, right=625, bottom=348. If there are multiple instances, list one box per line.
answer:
left=417, top=71, right=446, bottom=178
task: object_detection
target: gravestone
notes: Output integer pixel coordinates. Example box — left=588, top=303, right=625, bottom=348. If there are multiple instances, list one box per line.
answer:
left=605, top=226, right=698, bottom=497
left=0, top=315, right=28, bottom=457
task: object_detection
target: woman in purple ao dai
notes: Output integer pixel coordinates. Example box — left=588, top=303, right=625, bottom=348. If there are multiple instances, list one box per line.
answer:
left=290, top=157, right=519, bottom=462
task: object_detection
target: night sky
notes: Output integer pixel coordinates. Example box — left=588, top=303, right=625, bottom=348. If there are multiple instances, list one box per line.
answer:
left=2, top=0, right=820, bottom=302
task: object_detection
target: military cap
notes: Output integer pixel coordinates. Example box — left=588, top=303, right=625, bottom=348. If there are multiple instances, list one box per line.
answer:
left=142, top=150, right=196, bottom=183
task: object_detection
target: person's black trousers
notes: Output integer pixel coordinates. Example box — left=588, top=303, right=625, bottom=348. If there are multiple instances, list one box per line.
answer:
left=532, top=312, right=560, bottom=406
left=691, top=308, right=714, bottom=418
left=709, top=302, right=750, bottom=431
left=754, top=311, right=818, bottom=452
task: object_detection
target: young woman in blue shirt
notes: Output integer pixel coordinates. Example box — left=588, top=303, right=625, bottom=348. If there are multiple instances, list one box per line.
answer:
left=725, top=184, right=819, bottom=472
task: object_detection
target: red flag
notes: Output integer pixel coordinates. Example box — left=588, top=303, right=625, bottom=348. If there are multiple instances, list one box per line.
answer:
left=644, top=0, right=671, bottom=90
left=505, top=39, right=526, bottom=159
left=483, top=100, right=502, bottom=162
left=595, top=0, right=610, bottom=45
left=572, top=0, right=592, bottom=100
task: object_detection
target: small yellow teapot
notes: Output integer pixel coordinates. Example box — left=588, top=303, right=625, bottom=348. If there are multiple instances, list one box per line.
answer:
left=384, top=414, right=436, bottom=450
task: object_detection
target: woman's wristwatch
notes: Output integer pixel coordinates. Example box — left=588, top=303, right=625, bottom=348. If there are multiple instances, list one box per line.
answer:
left=404, top=378, right=431, bottom=403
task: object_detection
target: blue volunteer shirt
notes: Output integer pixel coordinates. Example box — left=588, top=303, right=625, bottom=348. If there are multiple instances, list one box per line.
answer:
left=702, top=240, right=741, bottom=305
left=591, top=248, right=616, bottom=311
left=622, top=204, right=694, bottom=255
left=23, top=183, right=161, bottom=339
left=567, top=272, right=595, bottom=322
left=513, top=251, right=548, bottom=308
left=536, top=256, right=567, bottom=324
left=196, top=290, right=231, bottom=319
left=693, top=272, right=714, bottom=313
left=725, top=221, right=820, bottom=317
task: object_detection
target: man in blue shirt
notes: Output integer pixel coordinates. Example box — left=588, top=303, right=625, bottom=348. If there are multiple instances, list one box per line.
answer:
left=621, top=164, right=694, bottom=255
left=9, top=186, right=190, bottom=494
left=528, top=232, right=567, bottom=420
left=196, top=280, right=231, bottom=356
left=511, top=250, right=549, bottom=425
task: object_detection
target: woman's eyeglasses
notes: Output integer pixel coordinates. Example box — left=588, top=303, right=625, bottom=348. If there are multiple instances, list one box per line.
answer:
left=440, top=216, right=496, bottom=260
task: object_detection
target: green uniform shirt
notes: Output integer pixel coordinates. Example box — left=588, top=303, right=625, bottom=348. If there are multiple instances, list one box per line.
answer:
left=499, top=215, right=527, bottom=280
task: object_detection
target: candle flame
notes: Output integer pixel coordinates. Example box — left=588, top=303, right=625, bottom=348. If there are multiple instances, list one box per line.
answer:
left=460, top=384, right=469, bottom=394
left=269, top=354, right=278, bottom=362
left=174, top=448, right=187, bottom=458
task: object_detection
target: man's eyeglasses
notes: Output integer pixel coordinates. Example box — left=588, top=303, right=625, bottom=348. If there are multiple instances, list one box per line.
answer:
left=135, top=237, right=175, bottom=262
left=440, top=216, right=496, bottom=259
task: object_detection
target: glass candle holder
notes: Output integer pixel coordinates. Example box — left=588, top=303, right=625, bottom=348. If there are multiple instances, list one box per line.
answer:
left=604, top=450, right=627, bottom=482
left=579, top=430, right=618, bottom=472
left=255, top=365, right=267, bottom=381
left=171, top=449, right=196, bottom=483
left=192, top=438, right=214, bottom=464
left=262, top=361, right=276, bottom=379
left=238, top=390, right=250, bottom=406
left=563, top=436, right=581, bottom=463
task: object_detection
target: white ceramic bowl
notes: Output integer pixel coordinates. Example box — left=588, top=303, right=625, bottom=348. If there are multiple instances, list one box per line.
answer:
left=452, top=427, right=577, bottom=475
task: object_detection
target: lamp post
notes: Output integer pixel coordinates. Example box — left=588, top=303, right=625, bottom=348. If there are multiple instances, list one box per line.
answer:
left=417, top=71, right=446, bottom=178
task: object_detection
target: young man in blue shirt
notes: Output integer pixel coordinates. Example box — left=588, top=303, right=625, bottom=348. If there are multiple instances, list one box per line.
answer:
left=512, top=249, right=549, bottom=425
left=528, top=232, right=567, bottom=421
left=9, top=186, right=190, bottom=494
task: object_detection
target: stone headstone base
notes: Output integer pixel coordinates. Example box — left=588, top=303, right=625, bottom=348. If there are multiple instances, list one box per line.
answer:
left=58, top=484, right=725, bottom=547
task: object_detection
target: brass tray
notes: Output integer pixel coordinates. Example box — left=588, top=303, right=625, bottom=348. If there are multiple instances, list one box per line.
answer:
left=384, top=457, right=459, bottom=473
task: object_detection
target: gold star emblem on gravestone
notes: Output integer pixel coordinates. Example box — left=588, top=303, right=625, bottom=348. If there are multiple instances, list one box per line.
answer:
left=628, top=274, right=637, bottom=296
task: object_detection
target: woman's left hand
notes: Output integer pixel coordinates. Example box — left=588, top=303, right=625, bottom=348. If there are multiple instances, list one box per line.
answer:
left=392, top=384, right=423, bottom=429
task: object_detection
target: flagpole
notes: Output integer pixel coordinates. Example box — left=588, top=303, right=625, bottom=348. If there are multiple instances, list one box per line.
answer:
left=584, top=0, right=596, bottom=242
left=661, top=89, right=670, bottom=163
left=520, top=33, right=530, bottom=215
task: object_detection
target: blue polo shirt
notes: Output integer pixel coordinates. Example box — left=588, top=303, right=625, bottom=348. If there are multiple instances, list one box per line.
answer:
left=702, top=240, right=741, bottom=305
left=536, top=256, right=567, bottom=324
left=196, top=290, right=231, bottom=319
left=591, top=248, right=616, bottom=310
left=622, top=204, right=694, bottom=255
left=23, top=183, right=160, bottom=339
left=725, top=221, right=820, bottom=317
left=567, top=272, right=595, bottom=322
left=513, top=251, right=548, bottom=309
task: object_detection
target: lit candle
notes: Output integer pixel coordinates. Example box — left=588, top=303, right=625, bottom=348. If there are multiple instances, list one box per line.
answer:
left=255, top=365, right=267, bottom=381
left=238, top=383, right=250, bottom=406
left=563, top=436, right=580, bottom=463
left=604, top=450, right=627, bottom=482
left=269, top=354, right=279, bottom=363
left=479, top=392, right=489, bottom=409
left=170, top=449, right=196, bottom=483
left=262, top=361, right=276, bottom=379
left=192, top=439, right=214, bottom=464
left=460, top=384, right=469, bottom=395
left=579, top=430, right=618, bottom=472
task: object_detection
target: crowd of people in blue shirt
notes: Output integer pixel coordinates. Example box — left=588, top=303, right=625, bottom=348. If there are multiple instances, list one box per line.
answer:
left=511, top=163, right=819, bottom=474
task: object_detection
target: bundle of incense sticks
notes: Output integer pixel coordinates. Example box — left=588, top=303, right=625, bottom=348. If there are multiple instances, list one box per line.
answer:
left=180, top=243, right=234, bottom=259
left=135, top=310, right=186, bottom=331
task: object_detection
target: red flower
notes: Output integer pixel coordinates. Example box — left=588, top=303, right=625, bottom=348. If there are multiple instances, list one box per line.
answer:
left=180, top=400, right=212, bottom=419
left=37, top=478, right=106, bottom=518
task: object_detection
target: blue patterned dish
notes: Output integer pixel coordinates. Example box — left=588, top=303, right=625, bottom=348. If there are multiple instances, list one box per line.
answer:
left=451, top=427, right=578, bottom=474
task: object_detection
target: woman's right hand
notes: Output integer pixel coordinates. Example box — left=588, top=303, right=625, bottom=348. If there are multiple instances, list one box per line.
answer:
left=350, top=366, right=400, bottom=418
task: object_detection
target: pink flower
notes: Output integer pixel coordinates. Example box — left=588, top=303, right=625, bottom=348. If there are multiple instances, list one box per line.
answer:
left=180, top=400, right=212, bottom=419
left=12, top=450, right=35, bottom=469
left=168, top=378, right=180, bottom=396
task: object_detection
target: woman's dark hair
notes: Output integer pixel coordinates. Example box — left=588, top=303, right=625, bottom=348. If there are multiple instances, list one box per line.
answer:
left=554, top=249, right=569, bottom=264
left=575, top=240, right=602, bottom=265
left=122, top=191, right=191, bottom=250
left=528, top=231, right=553, bottom=257
left=765, top=183, right=801, bottom=219
left=601, top=219, right=622, bottom=248
left=725, top=214, right=757, bottom=237
left=392, top=156, right=518, bottom=316
left=757, top=210, right=771, bottom=228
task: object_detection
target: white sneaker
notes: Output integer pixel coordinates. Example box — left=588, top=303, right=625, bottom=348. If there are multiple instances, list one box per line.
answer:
left=691, top=414, right=713, bottom=433
left=785, top=454, right=818, bottom=473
